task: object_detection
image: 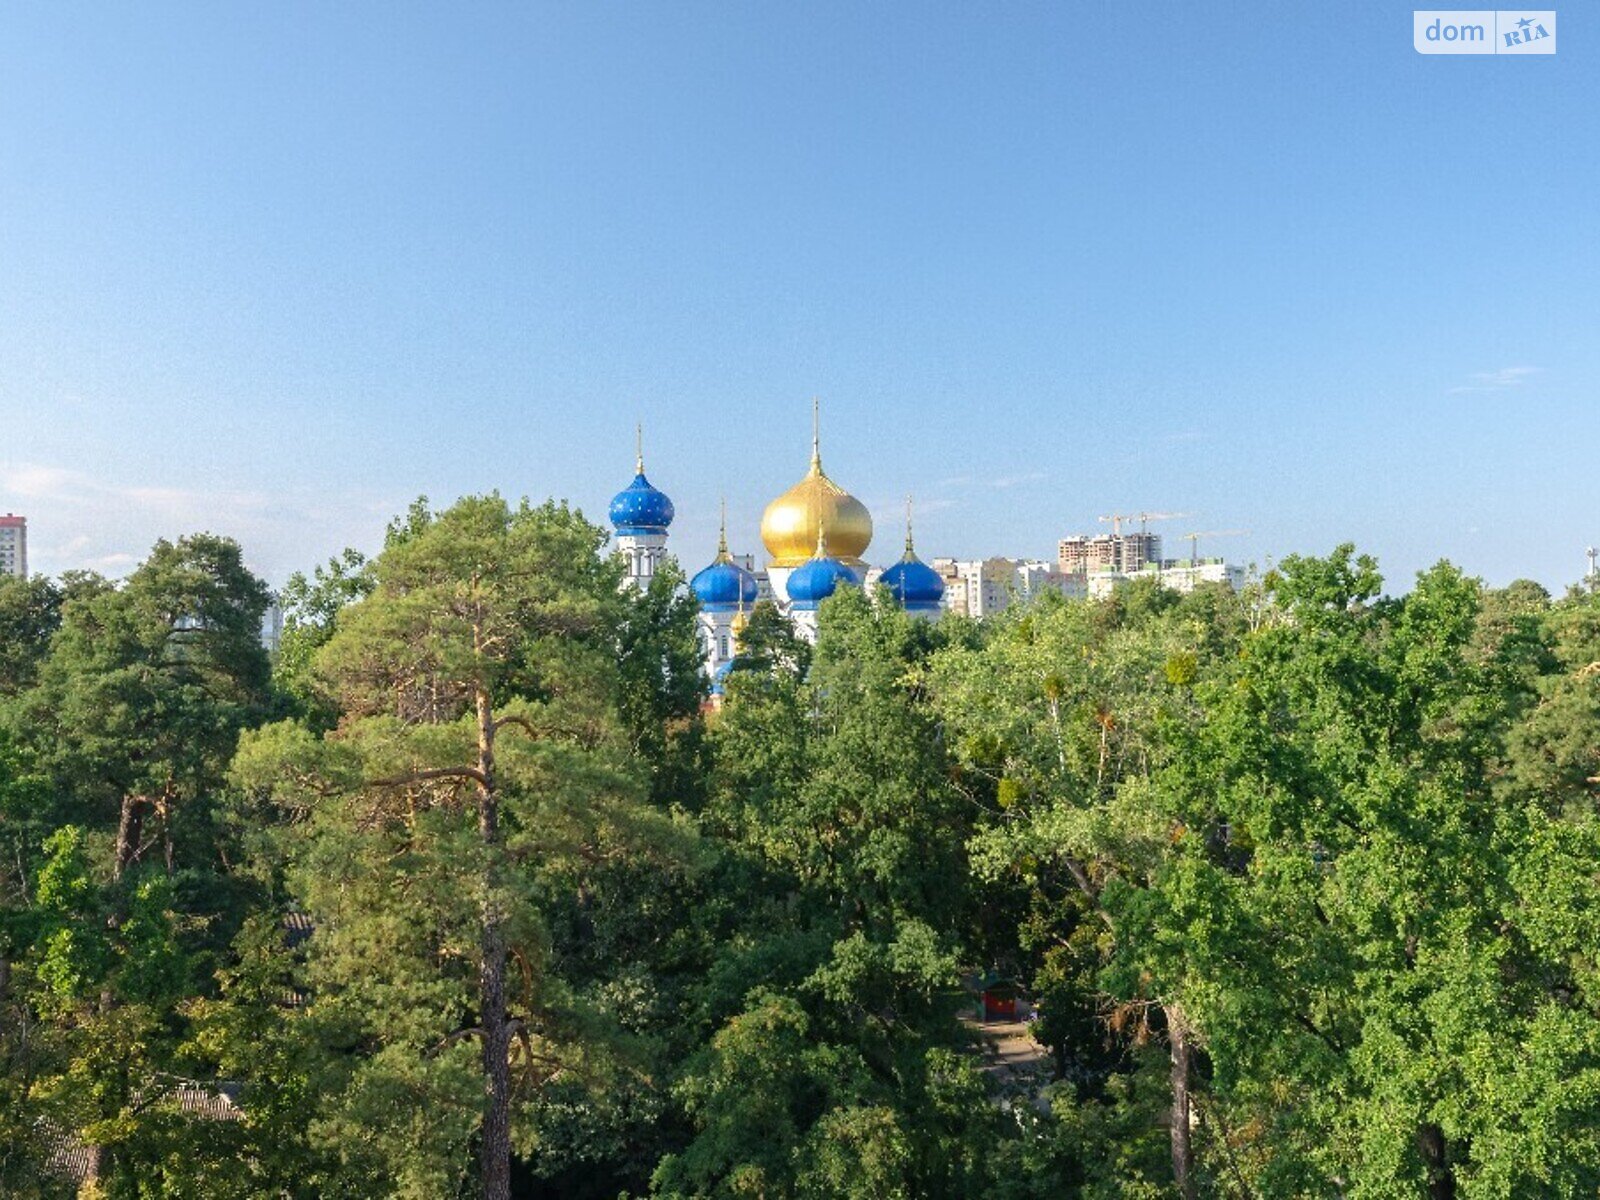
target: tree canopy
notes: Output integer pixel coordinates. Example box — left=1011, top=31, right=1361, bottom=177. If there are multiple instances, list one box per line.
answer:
left=3, top=515, right=1598, bottom=1199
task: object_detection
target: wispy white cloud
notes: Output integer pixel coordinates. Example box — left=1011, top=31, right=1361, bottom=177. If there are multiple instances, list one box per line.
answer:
left=1448, top=366, right=1542, bottom=394
left=990, top=471, right=1048, bottom=490
left=934, top=470, right=1048, bottom=492
left=871, top=496, right=959, bottom=526
left=0, top=461, right=393, bottom=585
left=81, top=552, right=140, bottom=573
left=2, top=464, right=85, bottom=500
left=2, top=463, right=274, bottom=522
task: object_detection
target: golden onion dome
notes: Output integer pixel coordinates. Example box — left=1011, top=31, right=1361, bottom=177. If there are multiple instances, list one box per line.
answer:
left=760, top=425, right=873, bottom=567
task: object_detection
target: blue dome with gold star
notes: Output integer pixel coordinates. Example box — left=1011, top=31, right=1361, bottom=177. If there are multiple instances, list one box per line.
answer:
left=609, top=471, right=674, bottom=535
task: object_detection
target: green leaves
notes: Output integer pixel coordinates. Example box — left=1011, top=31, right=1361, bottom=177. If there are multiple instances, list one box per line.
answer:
left=920, top=551, right=1600, bottom=1196
left=222, top=495, right=696, bottom=1195
left=12, top=518, right=1600, bottom=1198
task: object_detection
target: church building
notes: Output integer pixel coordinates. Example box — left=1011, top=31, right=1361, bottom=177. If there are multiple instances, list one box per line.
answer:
left=609, top=407, right=943, bottom=686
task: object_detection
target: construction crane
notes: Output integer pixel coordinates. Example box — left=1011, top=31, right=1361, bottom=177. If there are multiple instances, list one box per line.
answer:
left=1134, top=510, right=1187, bottom=536
left=1182, top=529, right=1249, bottom=566
left=1096, top=511, right=1187, bottom=572
left=1098, top=510, right=1187, bottom=537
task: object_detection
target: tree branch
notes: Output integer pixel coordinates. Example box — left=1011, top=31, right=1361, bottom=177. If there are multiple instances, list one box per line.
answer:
left=491, top=715, right=541, bottom=738
left=425, top=1025, right=484, bottom=1057
left=366, top=766, right=488, bottom=789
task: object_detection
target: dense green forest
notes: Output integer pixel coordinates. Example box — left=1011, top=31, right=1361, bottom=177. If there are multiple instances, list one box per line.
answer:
left=3, top=494, right=1599, bottom=1199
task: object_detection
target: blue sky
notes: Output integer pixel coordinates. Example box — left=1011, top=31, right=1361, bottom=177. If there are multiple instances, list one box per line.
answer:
left=1, top=2, right=1595, bottom=589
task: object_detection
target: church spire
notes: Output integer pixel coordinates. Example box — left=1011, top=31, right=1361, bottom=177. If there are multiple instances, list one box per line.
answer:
left=635, top=422, right=645, bottom=475
left=904, top=494, right=917, bottom=561
left=717, top=496, right=730, bottom=559
left=732, top=590, right=749, bottom=649
left=810, top=396, right=822, bottom=474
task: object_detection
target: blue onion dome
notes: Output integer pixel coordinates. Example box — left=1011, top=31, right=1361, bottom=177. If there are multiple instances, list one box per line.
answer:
left=691, top=516, right=759, bottom=612
left=881, top=557, right=944, bottom=612
left=880, top=500, right=944, bottom=613
left=609, top=433, right=674, bottom=533
left=710, top=657, right=737, bottom=697
left=609, top=473, right=674, bottom=534
left=787, top=524, right=859, bottom=612
left=692, top=558, right=758, bottom=611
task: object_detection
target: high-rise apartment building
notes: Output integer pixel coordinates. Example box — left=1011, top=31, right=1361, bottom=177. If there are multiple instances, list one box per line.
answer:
left=0, top=515, right=26, bottom=579
left=1057, top=535, right=1108, bottom=573
left=1057, top=532, right=1160, bottom=575
left=260, top=600, right=284, bottom=654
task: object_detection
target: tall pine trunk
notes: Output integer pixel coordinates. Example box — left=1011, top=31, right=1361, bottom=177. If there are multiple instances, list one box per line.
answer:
left=476, top=686, right=512, bottom=1200
left=97, top=793, right=153, bottom=1183
left=1167, top=1003, right=1197, bottom=1200
left=1418, top=1123, right=1455, bottom=1200
left=113, top=793, right=148, bottom=877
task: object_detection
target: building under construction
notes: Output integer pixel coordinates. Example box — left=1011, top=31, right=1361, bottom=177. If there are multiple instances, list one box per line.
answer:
left=1057, top=532, right=1161, bottom=575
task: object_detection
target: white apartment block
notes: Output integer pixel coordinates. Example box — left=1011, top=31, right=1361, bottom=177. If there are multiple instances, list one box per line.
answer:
left=1086, top=558, right=1245, bottom=598
left=261, top=601, right=284, bottom=654
left=1153, top=559, right=1245, bottom=593
left=0, top=515, right=26, bottom=579
left=924, top=551, right=1243, bottom=615
left=933, top=557, right=1085, bottom=618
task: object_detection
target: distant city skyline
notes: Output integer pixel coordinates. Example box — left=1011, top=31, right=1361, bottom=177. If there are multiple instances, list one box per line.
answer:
left=2, top=3, right=1596, bottom=591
